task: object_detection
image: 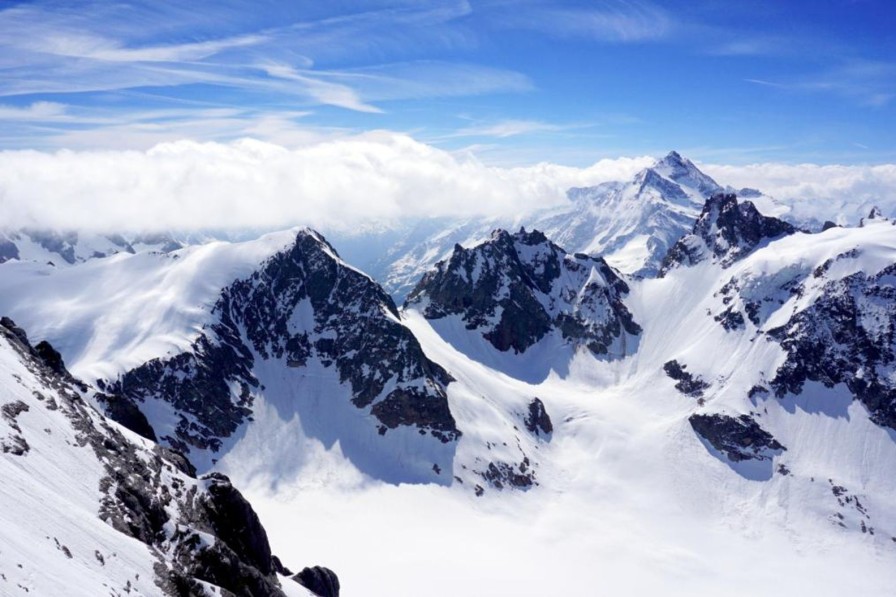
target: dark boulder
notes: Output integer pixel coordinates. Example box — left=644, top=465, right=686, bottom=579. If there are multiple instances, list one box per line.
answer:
left=663, top=360, right=710, bottom=398
left=294, top=566, right=340, bottom=597
left=524, top=397, right=553, bottom=437
left=689, top=413, right=785, bottom=462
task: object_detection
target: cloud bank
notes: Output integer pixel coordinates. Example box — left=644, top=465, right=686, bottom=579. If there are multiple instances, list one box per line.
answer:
left=1, top=134, right=894, bottom=233
left=702, top=162, right=896, bottom=224
left=0, top=134, right=652, bottom=232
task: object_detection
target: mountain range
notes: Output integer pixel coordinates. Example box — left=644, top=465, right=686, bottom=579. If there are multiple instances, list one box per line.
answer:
left=2, top=153, right=895, bottom=596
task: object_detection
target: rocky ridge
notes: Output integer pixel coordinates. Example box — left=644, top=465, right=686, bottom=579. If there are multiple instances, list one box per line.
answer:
left=406, top=228, right=641, bottom=356
left=0, top=316, right=321, bottom=596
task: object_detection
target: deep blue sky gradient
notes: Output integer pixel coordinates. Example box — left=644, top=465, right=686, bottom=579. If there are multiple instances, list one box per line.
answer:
left=0, top=0, right=893, bottom=164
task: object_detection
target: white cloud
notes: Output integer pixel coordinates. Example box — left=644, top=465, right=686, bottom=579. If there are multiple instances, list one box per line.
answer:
left=0, top=102, right=68, bottom=120
left=702, top=161, right=896, bottom=224
left=3, top=133, right=893, bottom=234
left=451, top=119, right=567, bottom=138
left=0, top=134, right=652, bottom=232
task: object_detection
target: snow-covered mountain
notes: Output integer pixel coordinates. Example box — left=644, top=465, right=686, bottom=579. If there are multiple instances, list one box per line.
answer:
left=660, top=191, right=797, bottom=274
left=333, top=151, right=739, bottom=300
left=102, top=229, right=460, bottom=484
left=0, top=317, right=322, bottom=596
left=3, top=181, right=896, bottom=594
left=0, top=228, right=184, bottom=267
left=406, top=227, right=640, bottom=359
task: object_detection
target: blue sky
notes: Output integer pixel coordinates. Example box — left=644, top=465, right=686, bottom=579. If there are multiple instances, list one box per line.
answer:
left=0, top=0, right=893, bottom=164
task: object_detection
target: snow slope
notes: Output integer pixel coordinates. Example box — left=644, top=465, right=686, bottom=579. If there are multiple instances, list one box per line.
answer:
left=0, top=318, right=312, bottom=596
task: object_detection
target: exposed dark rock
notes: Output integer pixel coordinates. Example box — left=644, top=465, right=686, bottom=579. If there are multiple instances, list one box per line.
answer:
left=0, top=316, right=30, bottom=347
left=660, top=193, right=795, bottom=274
left=822, top=221, right=839, bottom=231
left=201, top=472, right=274, bottom=576
left=1, top=317, right=295, bottom=596
left=406, top=228, right=640, bottom=356
left=768, top=263, right=896, bottom=430
left=689, top=413, right=786, bottom=462
left=1, top=400, right=30, bottom=431
left=860, top=206, right=886, bottom=226
left=34, top=340, right=66, bottom=376
left=370, top=387, right=459, bottom=443
left=714, top=308, right=745, bottom=331
left=664, top=360, right=710, bottom=398
left=748, top=385, right=769, bottom=399
left=482, top=460, right=534, bottom=490
left=96, top=393, right=157, bottom=442
left=524, top=398, right=553, bottom=437
left=294, top=566, right=340, bottom=597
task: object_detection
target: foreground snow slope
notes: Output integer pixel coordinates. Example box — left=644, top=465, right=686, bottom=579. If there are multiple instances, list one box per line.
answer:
left=0, top=318, right=312, bottom=596
left=237, top=299, right=896, bottom=596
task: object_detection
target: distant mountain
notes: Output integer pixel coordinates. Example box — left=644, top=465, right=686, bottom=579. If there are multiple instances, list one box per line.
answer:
left=335, top=151, right=734, bottom=301
left=0, top=229, right=184, bottom=266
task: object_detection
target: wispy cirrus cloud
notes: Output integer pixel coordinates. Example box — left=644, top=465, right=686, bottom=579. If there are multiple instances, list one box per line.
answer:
left=747, top=59, right=896, bottom=107
left=0, top=102, right=69, bottom=121
left=492, top=0, right=674, bottom=43
left=448, top=119, right=577, bottom=138
left=0, top=0, right=523, bottom=120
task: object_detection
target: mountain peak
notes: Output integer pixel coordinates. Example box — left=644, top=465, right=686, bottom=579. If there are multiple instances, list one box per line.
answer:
left=652, top=151, right=723, bottom=199
left=659, top=149, right=685, bottom=166
left=860, top=205, right=888, bottom=226
left=406, top=229, right=640, bottom=357
left=660, top=192, right=796, bottom=274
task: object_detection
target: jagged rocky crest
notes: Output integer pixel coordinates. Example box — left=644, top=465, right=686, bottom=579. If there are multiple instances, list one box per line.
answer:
left=107, top=229, right=459, bottom=470
left=661, top=193, right=796, bottom=275
left=0, top=317, right=303, bottom=596
left=406, top=228, right=641, bottom=356
left=768, top=261, right=896, bottom=430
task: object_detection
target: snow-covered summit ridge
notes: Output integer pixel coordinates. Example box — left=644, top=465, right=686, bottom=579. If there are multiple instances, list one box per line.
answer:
left=405, top=227, right=640, bottom=357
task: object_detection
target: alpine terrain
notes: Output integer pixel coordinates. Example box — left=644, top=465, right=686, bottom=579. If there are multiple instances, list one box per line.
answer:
left=1, top=153, right=895, bottom=596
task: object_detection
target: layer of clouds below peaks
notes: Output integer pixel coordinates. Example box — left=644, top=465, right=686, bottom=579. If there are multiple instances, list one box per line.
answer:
left=0, top=134, right=652, bottom=232
left=0, top=134, right=894, bottom=233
